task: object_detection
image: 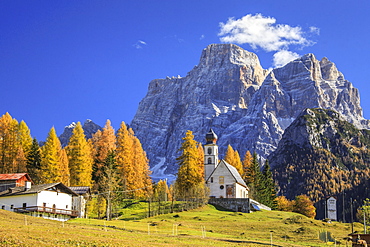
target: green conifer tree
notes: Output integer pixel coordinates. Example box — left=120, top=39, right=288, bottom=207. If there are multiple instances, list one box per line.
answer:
left=26, top=138, right=42, bottom=184
left=259, top=160, right=277, bottom=208
left=247, top=152, right=263, bottom=201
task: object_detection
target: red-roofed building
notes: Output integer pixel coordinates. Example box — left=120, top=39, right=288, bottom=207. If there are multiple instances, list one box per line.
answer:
left=0, top=173, right=32, bottom=192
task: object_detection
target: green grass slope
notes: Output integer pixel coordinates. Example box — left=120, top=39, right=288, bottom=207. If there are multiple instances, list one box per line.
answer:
left=0, top=205, right=362, bottom=246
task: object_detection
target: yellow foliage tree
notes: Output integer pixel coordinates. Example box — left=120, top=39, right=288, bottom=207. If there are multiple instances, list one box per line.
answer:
left=40, top=127, right=65, bottom=183
left=116, top=122, right=152, bottom=199
left=91, top=120, right=116, bottom=192
left=0, top=113, right=20, bottom=173
left=242, top=150, right=252, bottom=182
left=18, top=120, right=33, bottom=157
left=116, top=122, right=134, bottom=197
left=224, top=144, right=243, bottom=175
left=276, top=196, right=294, bottom=212
left=156, top=179, right=169, bottom=202
left=176, top=130, right=205, bottom=199
left=293, top=195, right=316, bottom=218
left=197, top=143, right=204, bottom=178
left=59, top=148, right=70, bottom=186
left=66, top=122, right=93, bottom=186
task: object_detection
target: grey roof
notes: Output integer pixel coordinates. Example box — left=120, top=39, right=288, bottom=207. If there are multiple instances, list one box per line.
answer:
left=223, top=161, right=248, bottom=187
left=68, top=186, right=91, bottom=195
left=0, top=182, right=78, bottom=197
left=206, top=159, right=248, bottom=188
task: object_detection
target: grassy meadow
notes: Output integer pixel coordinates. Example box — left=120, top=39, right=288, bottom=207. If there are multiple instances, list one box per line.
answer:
left=0, top=204, right=362, bottom=246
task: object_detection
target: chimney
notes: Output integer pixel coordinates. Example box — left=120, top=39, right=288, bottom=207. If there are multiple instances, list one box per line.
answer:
left=25, top=181, right=31, bottom=191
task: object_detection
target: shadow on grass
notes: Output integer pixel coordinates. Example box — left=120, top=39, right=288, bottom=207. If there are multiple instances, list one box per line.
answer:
left=217, top=238, right=283, bottom=246
left=209, top=204, right=233, bottom=212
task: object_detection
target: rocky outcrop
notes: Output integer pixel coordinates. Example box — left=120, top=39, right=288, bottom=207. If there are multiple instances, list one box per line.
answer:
left=131, top=44, right=369, bottom=177
left=59, top=120, right=102, bottom=146
left=269, top=108, right=370, bottom=202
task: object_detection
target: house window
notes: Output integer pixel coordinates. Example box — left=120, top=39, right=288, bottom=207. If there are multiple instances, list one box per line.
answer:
left=1, top=205, right=4, bottom=210
left=22, top=203, right=26, bottom=208
left=210, top=177, right=213, bottom=183
left=208, top=158, right=212, bottom=164
left=43, top=203, right=46, bottom=208
left=219, top=176, right=224, bottom=184
left=66, top=205, right=68, bottom=209
left=10, top=205, right=13, bottom=209
left=207, top=148, right=212, bottom=155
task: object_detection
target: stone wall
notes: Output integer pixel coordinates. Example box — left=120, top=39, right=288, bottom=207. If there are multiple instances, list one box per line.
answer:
left=209, top=198, right=271, bottom=213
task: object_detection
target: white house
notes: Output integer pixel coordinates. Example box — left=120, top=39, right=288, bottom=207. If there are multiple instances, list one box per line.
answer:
left=69, top=186, right=91, bottom=218
left=204, top=129, right=249, bottom=199
left=0, top=182, right=78, bottom=221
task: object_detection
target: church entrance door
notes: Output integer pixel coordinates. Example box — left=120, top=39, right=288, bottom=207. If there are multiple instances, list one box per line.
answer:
left=226, top=185, right=234, bottom=198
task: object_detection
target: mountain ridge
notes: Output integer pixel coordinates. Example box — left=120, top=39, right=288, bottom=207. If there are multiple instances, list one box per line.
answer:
left=131, top=43, right=369, bottom=178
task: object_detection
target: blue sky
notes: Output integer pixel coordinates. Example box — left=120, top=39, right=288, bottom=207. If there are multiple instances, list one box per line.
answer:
left=1, top=0, right=370, bottom=140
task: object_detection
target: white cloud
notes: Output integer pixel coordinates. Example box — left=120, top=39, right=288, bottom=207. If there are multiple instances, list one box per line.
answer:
left=218, top=14, right=318, bottom=67
left=273, top=50, right=300, bottom=67
left=200, top=34, right=205, bottom=40
left=219, top=14, right=314, bottom=51
left=309, top=26, right=320, bottom=35
left=133, top=40, right=147, bottom=49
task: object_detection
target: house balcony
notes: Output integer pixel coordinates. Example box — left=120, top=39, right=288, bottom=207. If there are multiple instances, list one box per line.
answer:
left=14, top=206, right=78, bottom=217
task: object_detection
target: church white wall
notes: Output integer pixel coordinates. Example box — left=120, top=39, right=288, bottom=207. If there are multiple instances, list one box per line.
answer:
left=207, top=163, right=248, bottom=198
left=235, top=183, right=248, bottom=198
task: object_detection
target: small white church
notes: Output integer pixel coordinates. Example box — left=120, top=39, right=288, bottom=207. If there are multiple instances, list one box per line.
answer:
left=204, top=129, right=249, bottom=199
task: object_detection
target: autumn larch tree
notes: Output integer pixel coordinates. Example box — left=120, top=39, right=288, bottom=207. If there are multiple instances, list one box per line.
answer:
left=224, top=145, right=243, bottom=176
left=91, top=120, right=116, bottom=192
left=175, top=130, right=207, bottom=202
left=59, top=148, right=70, bottom=186
left=116, top=122, right=152, bottom=199
left=40, top=127, right=66, bottom=183
left=242, top=150, right=252, bottom=182
left=0, top=113, right=20, bottom=173
left=102, top=150, right=119, bottom=221
left=66, top=122, right=93, bottom=187
left=293, top=194, right=316, bottom=218
left=116, top=122, right=135, bottom=198
left=131, top=132, right=152, bottom=199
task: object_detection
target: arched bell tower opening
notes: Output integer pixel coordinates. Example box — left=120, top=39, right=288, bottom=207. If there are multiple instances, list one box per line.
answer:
left=204, top=129, right=219, bottom=180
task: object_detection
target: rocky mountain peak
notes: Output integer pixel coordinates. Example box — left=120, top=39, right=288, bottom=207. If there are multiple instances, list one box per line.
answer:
left=199, top=43, right=261, bottom=67
left=59, top=120, right=102, bottom=146
left=131, top=44, right=368, bottom=178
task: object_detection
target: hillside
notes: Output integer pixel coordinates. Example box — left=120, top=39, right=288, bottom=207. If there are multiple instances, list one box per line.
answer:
left=0, top=205, right=363, bottom=246
left=270, top=108, right=370, bottom=204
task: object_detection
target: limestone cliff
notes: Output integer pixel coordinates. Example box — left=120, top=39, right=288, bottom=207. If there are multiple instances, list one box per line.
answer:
left=130, top=44, right=368, bottom=178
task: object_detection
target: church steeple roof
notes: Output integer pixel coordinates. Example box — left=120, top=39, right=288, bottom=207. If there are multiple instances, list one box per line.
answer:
left=205, top=129, right=218, bottom=144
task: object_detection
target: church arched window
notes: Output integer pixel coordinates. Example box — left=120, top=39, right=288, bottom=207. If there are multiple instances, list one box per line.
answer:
left=208, top=157, right=212, bottom=164
left=207, top=147, right=212, bottom=155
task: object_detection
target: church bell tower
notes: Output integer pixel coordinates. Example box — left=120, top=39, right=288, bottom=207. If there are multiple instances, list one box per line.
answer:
left=204, top=129, right=219, bottom=180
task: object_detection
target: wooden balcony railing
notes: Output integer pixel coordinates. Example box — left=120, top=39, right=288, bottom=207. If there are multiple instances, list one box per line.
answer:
left=14, top=206, right=78, bottom=217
